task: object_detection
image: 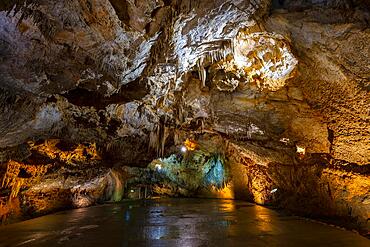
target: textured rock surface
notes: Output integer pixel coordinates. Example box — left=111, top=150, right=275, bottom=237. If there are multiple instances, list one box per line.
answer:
left=265, top=6, right=370, bottom=165
left=0, top=0, right=369, bottom=236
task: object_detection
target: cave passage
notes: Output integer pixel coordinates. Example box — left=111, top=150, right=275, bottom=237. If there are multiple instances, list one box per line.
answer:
left=0, top=198, right=369, bottom=247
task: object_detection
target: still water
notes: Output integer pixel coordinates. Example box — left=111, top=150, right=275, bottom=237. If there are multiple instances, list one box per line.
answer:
left=0, top=199, right=368, bottom=247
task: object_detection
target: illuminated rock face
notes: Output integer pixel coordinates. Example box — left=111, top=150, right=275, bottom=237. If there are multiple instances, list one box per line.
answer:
left=0, top=0, right=369, bottom=235
left=233, top=32, right=298, bottom=91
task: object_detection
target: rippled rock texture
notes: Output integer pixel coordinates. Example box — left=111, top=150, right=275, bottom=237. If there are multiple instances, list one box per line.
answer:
left=0, top=0, right=369, bottom=235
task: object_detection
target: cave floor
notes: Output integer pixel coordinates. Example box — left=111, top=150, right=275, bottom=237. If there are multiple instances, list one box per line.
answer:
left=0, top=198, right=368, bottom=247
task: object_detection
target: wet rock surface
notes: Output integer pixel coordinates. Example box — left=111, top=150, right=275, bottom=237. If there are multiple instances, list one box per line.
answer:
left=0, top=0, right=369, bottom=237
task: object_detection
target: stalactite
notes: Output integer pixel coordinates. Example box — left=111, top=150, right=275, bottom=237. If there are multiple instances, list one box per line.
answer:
left=173, top=129, right=181, bottom=146
left=156, top=123, right=161, bottom=156
left=1, top=160, right=49, bottom=199
left=161, top=126, right=169, bottom=157
left=197, top=59, right=207, bottom=88
left=193, top=39, right=236, bottom=89
left=149, top=125, right=160, bottom=155
left=149, top=117, right=170, bottom=158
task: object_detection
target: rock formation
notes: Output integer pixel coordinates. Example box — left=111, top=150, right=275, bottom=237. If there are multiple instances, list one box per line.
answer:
left=0, top=0, right=369, bottom=236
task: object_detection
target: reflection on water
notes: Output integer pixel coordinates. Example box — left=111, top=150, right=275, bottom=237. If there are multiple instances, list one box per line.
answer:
left=138, top=200, right=240, bottom=246
left=145, top=226, right=169, bottom=240
left=65, top=207, right=90, bottom=224
left=124, top=210, right=130, bottom=222
left=253, top=205, right=274, bottom=233
left=145, top=206, right=170, bottom=240
left=0, top=199, right=368, bottom=247
left=219, top=199, right=236, bottom=212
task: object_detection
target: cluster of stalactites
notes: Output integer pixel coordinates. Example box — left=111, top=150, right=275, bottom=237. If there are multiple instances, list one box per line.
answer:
left=149, top=121, right=170, bottom=158
left=190, top=32, right=298, bottom=92
left=1, top=160, right=49, bottom=199
left=28, top=139, right=100, bottom=165
left=195, top=39, right=234, bottom=88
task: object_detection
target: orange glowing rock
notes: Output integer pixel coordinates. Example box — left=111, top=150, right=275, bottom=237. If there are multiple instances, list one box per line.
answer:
left=28, top=139, right=100, bottom=165
left=184, top=139, right=197, bottom=151
left=1, top=160, right=50, bottom=198
left=1, top=140, right=101, bottom=201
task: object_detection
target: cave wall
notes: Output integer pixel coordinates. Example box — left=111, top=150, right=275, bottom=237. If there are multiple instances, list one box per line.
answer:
left=0, top=0, right=369, bottom=234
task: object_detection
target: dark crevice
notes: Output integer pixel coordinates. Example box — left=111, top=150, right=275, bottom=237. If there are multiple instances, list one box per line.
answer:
left=73, top=116, right=98, bottom=128
left=22, top=151, right=54, bottom=165
left=0, top=0, right=37, bottom=13
left=106, top=119, right=121, bottom=135
left=331, top=160, right=370, bottom=175
left=45, top=95, right=57, bottom=103
left=302, top=153, right=370, bottom=175
left=18, top=168, right=32, bottom=178
left=55, top=140, right=78, bottom=152
left=62, top=79, right=148, bottom=110
left=327, top=128, right=334, bottom=152
left=109, top=0, right=130, bottom=26
left=102, top=137, right=155, bottom=167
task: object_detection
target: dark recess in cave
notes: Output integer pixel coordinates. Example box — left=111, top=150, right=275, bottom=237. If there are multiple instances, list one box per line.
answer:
left=17, top=168, right=32, bottom=178
left=109, top=0, right=130, bottom=26
left=62, top=80, right=148, bottom=109
left=55, top=140, right=78, bottom=152
left=25, top=151, right=54, bottom=166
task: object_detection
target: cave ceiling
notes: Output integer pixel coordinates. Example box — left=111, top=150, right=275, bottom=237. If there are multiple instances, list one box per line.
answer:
left=0, top=0, right=368, bottom=164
